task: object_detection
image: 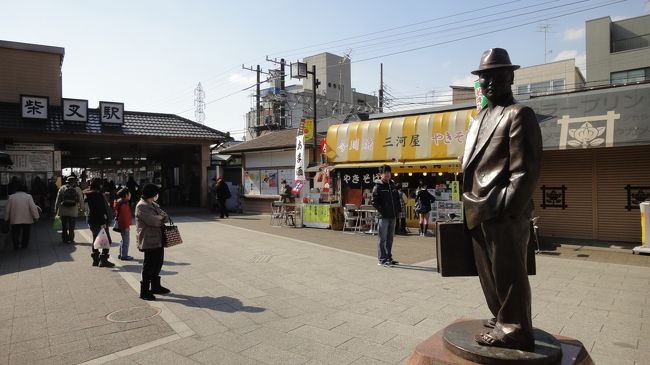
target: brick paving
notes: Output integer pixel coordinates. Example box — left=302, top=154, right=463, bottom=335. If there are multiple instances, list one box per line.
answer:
left=1, top=211, right=649, bottom=365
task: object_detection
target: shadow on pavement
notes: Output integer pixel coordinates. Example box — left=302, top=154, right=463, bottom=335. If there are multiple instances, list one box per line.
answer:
left=118, top=264, right=179, bottom=275
left=0, top=219, right=76, bottom=275
left=392, top=264, right=437, bottom=272
left=158, top=293, right=266, bottom=313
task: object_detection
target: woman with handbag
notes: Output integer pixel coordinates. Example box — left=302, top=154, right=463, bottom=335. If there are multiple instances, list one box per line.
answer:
left=85, top=178, right=115, bottom=267
left=136, top=184, right=170, bottom=301
left=113, top=188, right=133, bottom=260
left=415, top=180, right=435, bottom=237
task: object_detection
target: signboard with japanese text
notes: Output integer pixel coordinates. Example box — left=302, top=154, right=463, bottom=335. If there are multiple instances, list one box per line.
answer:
left=21, top=95, right=49, bottom=120
left=302, top=204, right=330, bottom=228
left=243, top=170, right=261, bottom=195
left=326, top=109, right=476, bottom=164
left=436, top=201, right=463, bottom=222
left=6, top=143, right=54, bottom=151
left=295, top=135, right=307, bottom=181
left=341, top=168, right=379, bottom=190
left=62, top=98, right=88, bottom=122
left=99, top=101, right=124, bottom=124
left=5, top=150, right=53, bottom=172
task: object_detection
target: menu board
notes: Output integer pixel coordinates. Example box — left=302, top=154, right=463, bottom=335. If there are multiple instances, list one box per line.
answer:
left=5, top=151, right=53, bottom=172
left=435, top=201, right=463, bottom=222
left=302, top=204, right=330, bottom=228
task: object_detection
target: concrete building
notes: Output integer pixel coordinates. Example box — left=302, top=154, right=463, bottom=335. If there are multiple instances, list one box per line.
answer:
left=586, top=14, right=650, bottom=87
left=513, top=59, right=585, bottom=97
left=245, top=52, right=378, bottom=141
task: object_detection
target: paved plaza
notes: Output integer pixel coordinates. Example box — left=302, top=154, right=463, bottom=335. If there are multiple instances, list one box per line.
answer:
left=1, top=212, right=650, bottom=365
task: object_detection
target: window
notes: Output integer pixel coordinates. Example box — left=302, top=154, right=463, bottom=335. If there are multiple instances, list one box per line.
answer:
left=611, top=68, right=650, bottom=84
left=517, top=85, right=529, bottom=96
left=551, top=79, right=565, bottom=92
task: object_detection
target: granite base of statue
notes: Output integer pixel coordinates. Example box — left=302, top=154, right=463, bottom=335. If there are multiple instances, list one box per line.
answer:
left=405, top=318, right=594, bottom=365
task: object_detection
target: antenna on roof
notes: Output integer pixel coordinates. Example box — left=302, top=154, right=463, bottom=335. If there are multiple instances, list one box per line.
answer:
left=194, top=82, right=205, bottom=124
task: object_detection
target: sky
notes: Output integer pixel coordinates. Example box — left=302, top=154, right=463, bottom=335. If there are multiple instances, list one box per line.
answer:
left=2, top=0, right=648, bottom=140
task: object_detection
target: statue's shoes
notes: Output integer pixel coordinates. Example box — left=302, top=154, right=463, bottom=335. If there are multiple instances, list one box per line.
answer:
left=483, top=317, right=496, bottom=328
left=475, top=331, right=534, bottom=351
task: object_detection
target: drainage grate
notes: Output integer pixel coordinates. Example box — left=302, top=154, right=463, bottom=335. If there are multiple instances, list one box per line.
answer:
left=106, top=306, right=162, bottom=323
left=250, top=255, right=272, bottom=263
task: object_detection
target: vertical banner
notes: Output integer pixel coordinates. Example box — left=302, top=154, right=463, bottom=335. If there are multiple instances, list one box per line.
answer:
left=451, top=181, right=460, bottom=201
left=295, top=135, right=306, bottom=181
left=474, top=80, right=487, bottom=112
left=303, top=119, right=314, bottom=142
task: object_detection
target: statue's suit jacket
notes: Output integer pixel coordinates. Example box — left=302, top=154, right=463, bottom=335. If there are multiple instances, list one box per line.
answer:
left=462, top=99, right=542, bottom=230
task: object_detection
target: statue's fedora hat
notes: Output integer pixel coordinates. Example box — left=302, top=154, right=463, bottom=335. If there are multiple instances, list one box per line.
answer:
left=471, top=48, right=520, bottom=75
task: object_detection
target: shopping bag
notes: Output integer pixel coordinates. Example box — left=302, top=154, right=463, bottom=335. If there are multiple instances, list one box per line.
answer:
left=52, top=216, right=62, bottom=231
left=112, top=220, right=121, bottom=233
left=93, top=228, right=110, bottom=250
left=161, top=217, right=183, bottom=248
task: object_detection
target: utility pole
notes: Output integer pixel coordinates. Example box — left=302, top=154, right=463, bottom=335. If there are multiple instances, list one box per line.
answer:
left=536, top=24, right=553, bottom=63
left=379, top=63, right=384, bottom=113
left=242, top=64, right=269, bottom=138
left=265, top=57, right=287, bottom=128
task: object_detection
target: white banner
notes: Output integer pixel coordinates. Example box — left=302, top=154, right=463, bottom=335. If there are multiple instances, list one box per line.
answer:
left=295, top=135, right=307, bottom=181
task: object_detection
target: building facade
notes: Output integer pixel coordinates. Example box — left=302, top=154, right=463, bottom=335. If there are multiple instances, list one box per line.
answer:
left=0, top=40, right=230, bottom=210
left=586, top=14, right=650, bottom=87
left=245, top=52, right=378, bottom=141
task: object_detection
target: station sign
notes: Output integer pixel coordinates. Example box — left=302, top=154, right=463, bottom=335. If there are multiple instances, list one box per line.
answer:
left=99, top=101, right=124, bottom=124
left=62, top=98, right=88, bottom=122
left=20, top=95, right=49, bottom=120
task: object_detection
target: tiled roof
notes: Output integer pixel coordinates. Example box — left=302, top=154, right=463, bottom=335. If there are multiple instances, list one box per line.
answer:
left=221, top=129, right=302, bottom=153
left=0, top=102, right=230, bottom=141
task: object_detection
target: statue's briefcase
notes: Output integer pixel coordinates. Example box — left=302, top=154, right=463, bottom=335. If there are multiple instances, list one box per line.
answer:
left=435, top=222, right=536, bottom=277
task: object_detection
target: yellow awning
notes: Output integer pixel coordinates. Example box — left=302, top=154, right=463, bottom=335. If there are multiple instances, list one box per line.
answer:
left=332, top=159, right=461, bottom=173
left=326, top=108, right=476, bottom=164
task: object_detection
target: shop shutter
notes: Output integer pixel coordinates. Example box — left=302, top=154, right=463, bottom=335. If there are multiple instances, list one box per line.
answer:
left=595, top=145, right=650, bottom=242
left=533, top=149, right=595, bottom=240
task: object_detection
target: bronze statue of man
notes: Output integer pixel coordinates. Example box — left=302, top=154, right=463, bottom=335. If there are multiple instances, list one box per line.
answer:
left=461, top=48, right=542, bottom=351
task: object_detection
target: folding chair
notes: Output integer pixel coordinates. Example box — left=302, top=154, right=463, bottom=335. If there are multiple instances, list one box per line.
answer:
left=283, top=204, right=297, bottom=227
left=342, top=204, right=359, bottom=232
left=270, top=201, right=283, bottom=226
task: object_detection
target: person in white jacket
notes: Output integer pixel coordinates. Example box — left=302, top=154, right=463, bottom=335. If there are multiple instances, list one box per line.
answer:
left=4, top=182, right=40, bottom=250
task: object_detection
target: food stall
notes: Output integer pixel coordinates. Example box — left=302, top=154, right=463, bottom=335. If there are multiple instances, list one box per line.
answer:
left=325, top=107, right=476, bottom=228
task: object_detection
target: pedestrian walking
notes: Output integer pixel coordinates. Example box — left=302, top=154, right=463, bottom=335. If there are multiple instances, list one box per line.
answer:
left=415, top=180, right=435, bottom=236
left=4, top=181, right=40, bottom=250
left=114, top=188, right=133, bottom=260
left=126, top=176, right=139, bottom=209
left=54, top=176, right=85, bottom=244
left=136, top=183, right=171, bottom=301
left=215, top=177, right=231, bottom=218
left=371, top=164, right=401, bottom=267
left=394, top=185, right=408, bottom=235
left=85, top=178, right=115, bottom=267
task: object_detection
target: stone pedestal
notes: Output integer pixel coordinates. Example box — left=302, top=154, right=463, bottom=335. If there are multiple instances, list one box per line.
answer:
left=406, top=318, right=594, bottom=365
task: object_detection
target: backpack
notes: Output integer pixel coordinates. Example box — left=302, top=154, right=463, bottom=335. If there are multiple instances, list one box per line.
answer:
left=61, top=186, right=79, bottom=207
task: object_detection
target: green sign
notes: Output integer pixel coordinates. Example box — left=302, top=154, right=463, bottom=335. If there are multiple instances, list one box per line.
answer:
left=474, top=80, right=487, bottom=112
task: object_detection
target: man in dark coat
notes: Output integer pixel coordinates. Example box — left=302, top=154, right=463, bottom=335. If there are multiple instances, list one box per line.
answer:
left=371, top=164, right=401, bottom=267
left=461, top=48, right=542, bottom=351
left=215, top=177, right=231, bottom=218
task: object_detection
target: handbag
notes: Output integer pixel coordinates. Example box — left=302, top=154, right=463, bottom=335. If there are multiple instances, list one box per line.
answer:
left=53, top=216, right=62, bottom=231
left=93, top=227, right=111, bottom=250
left=161, top=217, right=183, bottom=248
left=112, top=201, right=122, bottom=233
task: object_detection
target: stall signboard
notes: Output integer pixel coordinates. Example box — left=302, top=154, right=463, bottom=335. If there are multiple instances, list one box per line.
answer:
left=302, top=203, right=330, bottom=228
left=243, top=170, right=261, bottom=195
left=435, top=201, right=463, bottom=222
left=341, top=168, right=379, bottom=189
left=450, top=181, right=460, bottom=201
left=21, top=95, right=49, bottom=120
left=326, top=109, right=476, bottom=163
left=62, top=98, right=89, bottom=122
left=99, top=101, right=124, bottom=124
left=295, top=135, right=306, bottom=181
left=4, top=150, right=53, bottom=172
